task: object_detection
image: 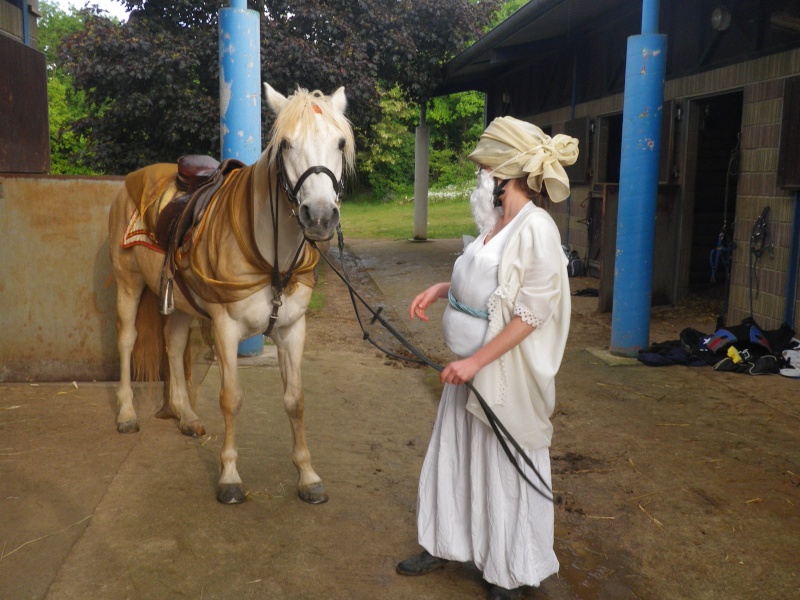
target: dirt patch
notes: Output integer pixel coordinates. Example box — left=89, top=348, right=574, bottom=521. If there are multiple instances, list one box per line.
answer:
left=0, top=238, right=797, bottom=600
left=311, top=239, right=800, bottom=600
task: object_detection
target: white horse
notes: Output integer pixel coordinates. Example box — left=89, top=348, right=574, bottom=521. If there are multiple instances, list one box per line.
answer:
left=108, top=84, right=355, bottom=504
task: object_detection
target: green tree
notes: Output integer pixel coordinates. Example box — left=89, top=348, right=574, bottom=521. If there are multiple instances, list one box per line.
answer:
left=427, top=91, right=485, bottom=186
left=490, top=0, right=529, bottom=26
left=39, top=1, right=95, bottom=174
left=357, top=85, right=418, bottom=198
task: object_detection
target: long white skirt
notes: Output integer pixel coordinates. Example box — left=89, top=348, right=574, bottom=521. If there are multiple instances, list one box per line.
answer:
left=416, top=382, right=559, bottom=589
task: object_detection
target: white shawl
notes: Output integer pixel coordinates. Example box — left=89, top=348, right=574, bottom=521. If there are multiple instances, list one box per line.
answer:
left=466, top=205, right=571, bottom=451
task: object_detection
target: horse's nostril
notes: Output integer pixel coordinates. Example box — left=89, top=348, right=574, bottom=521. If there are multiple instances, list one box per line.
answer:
left=300, top=203, right=312, bottom=224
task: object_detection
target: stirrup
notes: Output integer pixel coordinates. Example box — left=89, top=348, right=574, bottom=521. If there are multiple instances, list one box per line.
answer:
left=159, top=277, right=175, bottom=315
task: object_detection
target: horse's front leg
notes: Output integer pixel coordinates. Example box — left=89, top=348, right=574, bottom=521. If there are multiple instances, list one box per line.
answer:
left=158, top=311, right=206, bottom=437
left=272, top=316, right=328, bottom=504
left=212, top=318, right=246, bottom=504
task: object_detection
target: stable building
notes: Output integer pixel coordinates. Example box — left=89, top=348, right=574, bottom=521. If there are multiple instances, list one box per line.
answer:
left=437, top=0, right=800, bottom=333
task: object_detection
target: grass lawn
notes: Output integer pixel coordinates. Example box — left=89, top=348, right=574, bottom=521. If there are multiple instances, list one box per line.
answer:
left=339, top=184, right=479, bottom=240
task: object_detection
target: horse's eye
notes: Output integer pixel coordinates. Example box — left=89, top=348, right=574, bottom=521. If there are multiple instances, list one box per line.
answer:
left=281, top=139, right=292, bottom=151
left=338, top=138, right=346, bottom=151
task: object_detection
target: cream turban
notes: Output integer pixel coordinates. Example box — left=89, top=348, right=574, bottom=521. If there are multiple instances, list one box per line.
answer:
left=468, top=116, right=579, bottom=203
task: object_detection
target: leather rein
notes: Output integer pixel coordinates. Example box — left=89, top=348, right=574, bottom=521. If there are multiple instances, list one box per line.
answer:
left=310, top=229, right=560, bottom=504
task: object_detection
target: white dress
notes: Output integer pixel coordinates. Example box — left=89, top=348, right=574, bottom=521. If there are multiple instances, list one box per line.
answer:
left=417, top=203, right=559, bottom=589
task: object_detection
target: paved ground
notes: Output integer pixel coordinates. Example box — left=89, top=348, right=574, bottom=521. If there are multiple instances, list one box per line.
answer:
left=1, top=237, right=798, bottom=600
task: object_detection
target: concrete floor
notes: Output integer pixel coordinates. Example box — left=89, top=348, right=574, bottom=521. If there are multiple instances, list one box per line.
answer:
left=1, top=238, right=798, bottom=600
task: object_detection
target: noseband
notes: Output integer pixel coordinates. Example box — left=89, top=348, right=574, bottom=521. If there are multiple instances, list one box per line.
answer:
left=276, top=143, right=344, bottom=207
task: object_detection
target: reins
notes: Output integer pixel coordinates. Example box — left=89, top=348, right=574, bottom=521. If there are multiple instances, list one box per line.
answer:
left=310, top=228, right=561, bottom=504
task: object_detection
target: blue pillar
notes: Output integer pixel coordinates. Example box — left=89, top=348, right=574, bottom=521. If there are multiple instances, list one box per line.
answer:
left=219, top=0, right=264, bottom=356
left=609, top=0, right=667, bottom=356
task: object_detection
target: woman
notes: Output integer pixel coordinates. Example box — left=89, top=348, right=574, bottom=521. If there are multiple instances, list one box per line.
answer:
left=396, top=117, right=578, bottom=600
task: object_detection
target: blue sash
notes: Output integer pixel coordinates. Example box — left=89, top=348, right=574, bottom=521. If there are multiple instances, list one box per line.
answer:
left=448, top=288, right=489, bottom=320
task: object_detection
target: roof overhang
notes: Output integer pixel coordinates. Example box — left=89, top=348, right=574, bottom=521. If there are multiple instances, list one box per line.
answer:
left=437, top=0, right=630, bottom=95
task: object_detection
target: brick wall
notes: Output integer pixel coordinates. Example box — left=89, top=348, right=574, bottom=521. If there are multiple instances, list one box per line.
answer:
left=727, top=80, right=797, bottom=330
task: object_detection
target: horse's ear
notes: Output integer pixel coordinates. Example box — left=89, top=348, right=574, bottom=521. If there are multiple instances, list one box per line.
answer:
left=330, top=87, right=347, bottom=114
left=264, top=83, right=287, bottom=115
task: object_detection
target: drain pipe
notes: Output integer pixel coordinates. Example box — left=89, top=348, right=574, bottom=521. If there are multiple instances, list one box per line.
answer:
left=220, top=0, right=263, bottom=356
left=14, top=0, right=31, bottom=46
left=609, top=0, right=667, bottom=356
left=785, top=191, right=800, bottom=328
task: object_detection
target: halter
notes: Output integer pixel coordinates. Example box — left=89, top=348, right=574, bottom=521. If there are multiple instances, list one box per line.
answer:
left=276, top=141, right=344, bottom=208
left=262, top=143, right=344, bottom=337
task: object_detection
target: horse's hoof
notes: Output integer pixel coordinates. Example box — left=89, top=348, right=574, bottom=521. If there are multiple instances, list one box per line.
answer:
left=217, top=484, right=246, bottom=505
left=117, top=420, right=140, bottom=434
left=180, top=421, right=206, bottom=437
left=298, top=482, right=329, bottom=504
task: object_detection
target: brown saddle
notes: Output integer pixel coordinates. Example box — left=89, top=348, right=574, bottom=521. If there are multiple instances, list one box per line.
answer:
left=156, top=155, right=246, bottom=318
left=154, top=155, right=242, bottom=252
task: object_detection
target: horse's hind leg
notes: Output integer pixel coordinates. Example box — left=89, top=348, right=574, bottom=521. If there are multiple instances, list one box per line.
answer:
left=272, top=318, right=328, bottom=504
left=115, top=277, right=146, bottom=433
left=159, top=311, right=206, bottom=437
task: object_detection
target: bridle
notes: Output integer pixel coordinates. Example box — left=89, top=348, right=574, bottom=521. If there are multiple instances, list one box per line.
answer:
left=261, top=143, right=343, bottom=337
left=276, top=140, right=344, bottom=208
left=310, top=228, right=561, bottom=504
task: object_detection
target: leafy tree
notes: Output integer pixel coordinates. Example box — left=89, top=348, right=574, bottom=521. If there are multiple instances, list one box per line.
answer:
left=490, top=0, right=529, bottom=26
left=39, top=1, right=96, bottom=174
left=357, top=85, right=418, bottom=198
left=61, top=2, right=222, bottom=174
left=60, top=0, right=499, bottom=175
left=426, top=91, right=485, bottom=186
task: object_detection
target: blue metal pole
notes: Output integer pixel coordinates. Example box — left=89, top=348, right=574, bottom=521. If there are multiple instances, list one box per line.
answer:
left=219, top=0, right=264, bottom=356
left=610, top=0, right=667, bottom=356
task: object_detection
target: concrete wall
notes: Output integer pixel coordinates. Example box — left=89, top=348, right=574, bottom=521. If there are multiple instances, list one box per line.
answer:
left=0, top=175, right=125, bottom=381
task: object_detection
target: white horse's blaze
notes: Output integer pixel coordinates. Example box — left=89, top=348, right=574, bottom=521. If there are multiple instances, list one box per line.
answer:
left=109, top=83, right=355, bottom=504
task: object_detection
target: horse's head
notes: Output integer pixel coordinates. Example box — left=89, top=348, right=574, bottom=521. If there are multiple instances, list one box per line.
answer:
left=265, top=83, right=356, bottom=241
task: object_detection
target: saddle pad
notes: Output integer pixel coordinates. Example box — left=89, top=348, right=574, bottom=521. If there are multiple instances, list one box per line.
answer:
left=121, top=209, right=165, bottom=253
left=125, top=163, right=179, bottom=216
left=121, top=163, right=186, bottom=252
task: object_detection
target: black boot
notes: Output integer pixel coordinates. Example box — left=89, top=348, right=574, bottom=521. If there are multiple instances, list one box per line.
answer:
left=487, top=584, right=523, bottom=599
left=396, top=550, right=449, bottom=576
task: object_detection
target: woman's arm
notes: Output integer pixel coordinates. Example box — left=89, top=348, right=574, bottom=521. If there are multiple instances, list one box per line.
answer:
left=439, top=316, right=534, bottom=385
left=409, top=281, right=451, bottom=322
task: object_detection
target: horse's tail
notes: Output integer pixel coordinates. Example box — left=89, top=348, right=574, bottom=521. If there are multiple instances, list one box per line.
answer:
left=133, top=288, right=165, bottom=383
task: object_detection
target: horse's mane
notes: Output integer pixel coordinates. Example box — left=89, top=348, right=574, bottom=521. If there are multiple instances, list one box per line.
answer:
left=267, top=87, right=356, bottom=176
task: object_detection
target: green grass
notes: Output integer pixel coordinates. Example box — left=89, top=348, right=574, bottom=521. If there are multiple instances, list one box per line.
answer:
left=339, top=182, right=479, bottom=240
left=308, top=268, right=325, bottom=313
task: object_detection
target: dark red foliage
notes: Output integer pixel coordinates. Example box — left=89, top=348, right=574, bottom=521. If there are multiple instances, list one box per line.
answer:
left=61, top=0, right=498, bottom=174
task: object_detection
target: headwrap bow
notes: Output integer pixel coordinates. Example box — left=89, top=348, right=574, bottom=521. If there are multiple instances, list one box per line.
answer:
left=468, top=116, right=579, bottom=203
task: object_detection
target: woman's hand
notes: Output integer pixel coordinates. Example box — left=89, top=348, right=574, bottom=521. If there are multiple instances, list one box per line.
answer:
left=409, top=282, right=450, bottom=322
left=440, top=357, right=481, bottom=385
left=440, top=317, right=536, bottom=385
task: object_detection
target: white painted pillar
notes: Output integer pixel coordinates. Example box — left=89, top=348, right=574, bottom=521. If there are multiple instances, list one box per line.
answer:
left=413, top=102, right=430, bottom=241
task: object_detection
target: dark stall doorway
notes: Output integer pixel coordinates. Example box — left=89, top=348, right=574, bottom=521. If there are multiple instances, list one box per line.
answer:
left=687, top=92, right=743, bottom=309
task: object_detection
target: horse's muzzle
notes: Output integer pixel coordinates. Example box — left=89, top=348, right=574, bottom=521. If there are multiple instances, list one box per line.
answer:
left=299, top=203, right=340, bottom=241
